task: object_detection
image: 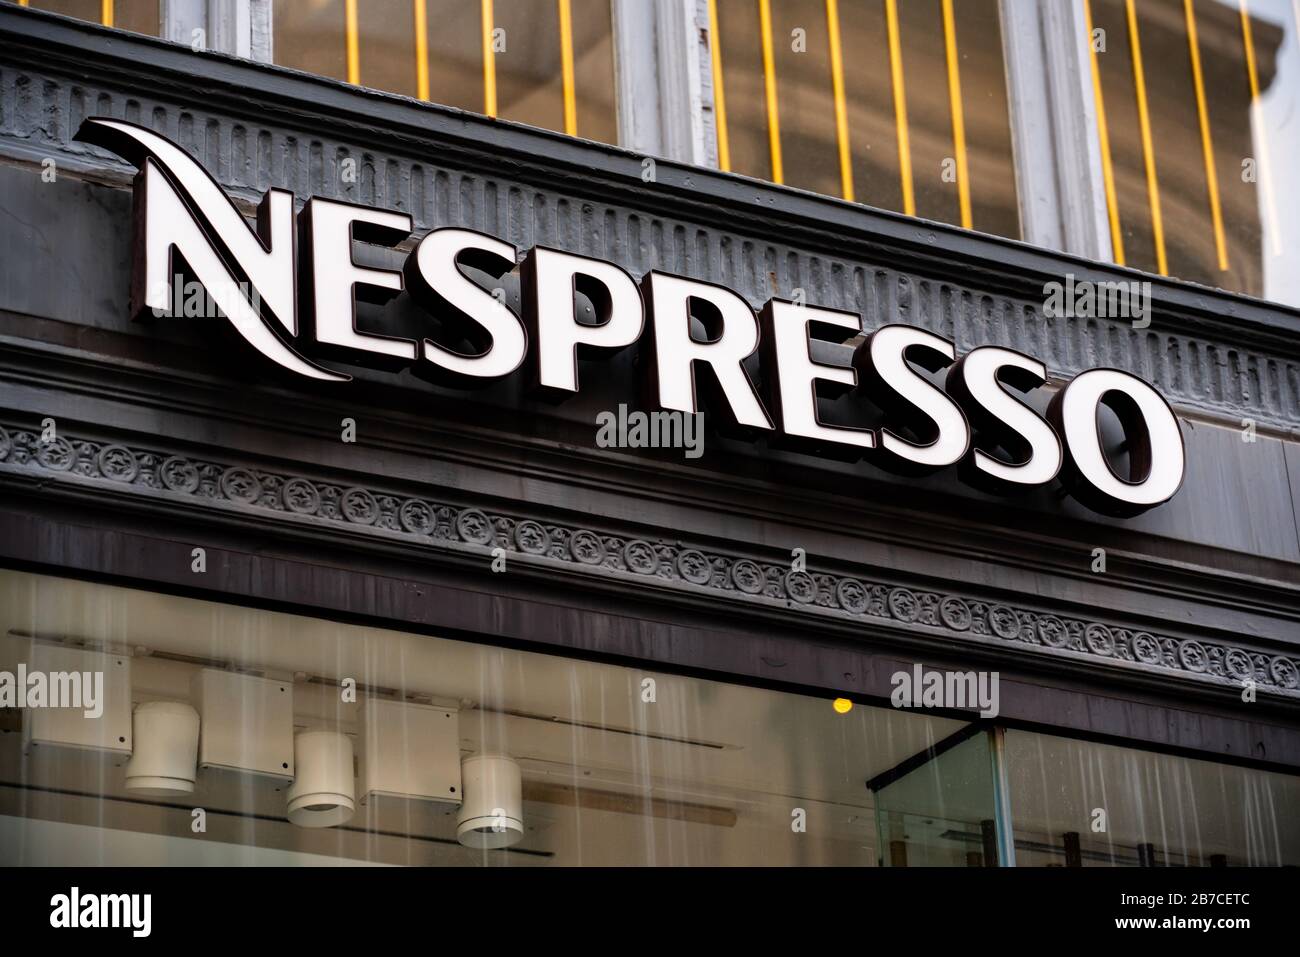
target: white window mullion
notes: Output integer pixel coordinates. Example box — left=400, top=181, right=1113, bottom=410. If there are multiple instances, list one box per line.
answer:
left=1000, top=0, right=1112, bottom=261
left=164, top=0, right=270, bottom=63
left=162, top=0, right=206, bottom=48
left=657, top=0, right=713, bottom=167
left=247, top=0, right=271, bottom=64
left=208, top=0, right=252, bottom=60
left=612, top=0, right=664, bottom=155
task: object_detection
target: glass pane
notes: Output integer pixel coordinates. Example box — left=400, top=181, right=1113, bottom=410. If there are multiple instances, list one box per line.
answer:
left=424, top=0, right=485, bottom=112
left=873, top=728, right=999, bottom=867
left=770, top=0, right=840, bottom=196
left=948, top=0, right=1019, bottom=240
left=494, top=0, right=565, bottom=133
left=570, top=0, right=617, bottom=143
left=110, top=0, right=157, bottom=35
left=1088, top=0, right=1300, bottom=306
left=1006, top=730, right=1300, bottom=866
left=0, top=569, right=966, bottom=866
left=716, top=0, right=773, bottom=181
left=268, top=1, right=615, bottom=139
left=842, top=1, right=904, bottom=212
left=897, top=0, right=962, bottom=225
left=355, top=0, right=419, bottom=99
left=28, top=0, right=159, bottom=35
left=711, top=0, right=1020, bottom=238
left=273, top=0, right=349, bottom=83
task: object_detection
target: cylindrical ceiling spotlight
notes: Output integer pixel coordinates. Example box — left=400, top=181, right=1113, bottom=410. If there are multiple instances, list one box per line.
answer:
left=287, top=731, right=356, bottom=828
left=124, top=700, right=200, bottom=795
left=457, top=754, right=524, bottom=849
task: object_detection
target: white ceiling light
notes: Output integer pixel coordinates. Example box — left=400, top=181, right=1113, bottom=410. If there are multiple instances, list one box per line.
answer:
left=124, top=700, right=200, bottom=794
left=287, top=731, right=355, bottom=828
left=457, top=754, right=524, bottom=849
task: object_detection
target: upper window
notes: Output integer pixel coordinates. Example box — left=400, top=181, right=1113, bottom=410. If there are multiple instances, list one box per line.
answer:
left=1085, top=0, right=1300, bottom=306
left=12, top=0, right=1300, bottom=309
left=271, top=0, right=618, bottom=144
left=709, top=0, right=1021, bottom=239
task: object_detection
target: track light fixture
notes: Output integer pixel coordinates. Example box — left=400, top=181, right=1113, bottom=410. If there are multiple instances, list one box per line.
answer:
left=457, top=754, right=524, bottom=849
left=287, top=730, right=356, bottom=828
left=124, top=700, right=200, bottom=794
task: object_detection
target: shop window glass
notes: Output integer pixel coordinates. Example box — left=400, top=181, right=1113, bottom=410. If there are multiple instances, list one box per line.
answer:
left=872, top=728, right=1001, bottom=866
left=1005, top=729, right=1300, bottom=866
left=0, top=569, right=966, bottom=866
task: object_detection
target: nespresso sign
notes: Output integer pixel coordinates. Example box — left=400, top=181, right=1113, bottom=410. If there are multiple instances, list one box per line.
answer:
left=79, top=118, right=1185, bottom=518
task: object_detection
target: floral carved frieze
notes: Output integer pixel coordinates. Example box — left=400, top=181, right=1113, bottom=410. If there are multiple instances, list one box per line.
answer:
left=1, top=424, right=1297, bottom=696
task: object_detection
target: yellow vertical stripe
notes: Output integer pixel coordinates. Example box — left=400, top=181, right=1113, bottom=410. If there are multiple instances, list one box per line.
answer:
left=414, top=0, right=430, bottom=101
left=18, top=1, right=28, bottom=7
left=101, top=0, right=112, bottom=27
left=1240, top=0, right=1282, bottom=255
left=941, top=0, right=971, bottom=229
left=1184, top=0, right=1227, bottom=271
left=558, top=0, right=577, bottom=135
left=708, top=0, right=731, bottom=171
left=345, top=0, right=360, bottom=86
left=757, top=0, right=782, bottom=184
left=482, top=0, right=497, bottom=117
left=826, top=0, right=854, bottom=202
left=1125, top=0, right=1167, bottom=275
left=1082, top=0, right=1125, bottom=265
left=884, top=0, right=914, bottom=216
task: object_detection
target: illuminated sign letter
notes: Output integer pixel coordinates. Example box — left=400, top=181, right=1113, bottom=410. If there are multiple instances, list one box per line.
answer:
left=1048, top=368, right=1185, bottom=517
left=946, top=346, right=1062, bottom=491
left=75, top=117, right=347, bottom=382
left=855, top=325, right=969, bottom=473
left=641, top=272, right=772, bottom=432
left=522, top=246, right=644, bottom=397
left=758, top=300, right=875, bottom=455
left=403, top=227, right=526, bottom=385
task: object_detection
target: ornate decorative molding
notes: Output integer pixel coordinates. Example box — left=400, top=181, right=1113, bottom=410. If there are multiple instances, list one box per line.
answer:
left=2, top=423, right=1297, bottom=697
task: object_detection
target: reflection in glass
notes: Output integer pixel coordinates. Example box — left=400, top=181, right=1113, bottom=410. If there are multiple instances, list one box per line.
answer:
left=872, top=727, right=999, bottom=866
left=1006, top=730, right=1300, bottom=866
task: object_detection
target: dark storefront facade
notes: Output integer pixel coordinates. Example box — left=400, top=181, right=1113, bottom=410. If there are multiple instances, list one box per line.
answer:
left=0, top=1, right=1298, bottom=870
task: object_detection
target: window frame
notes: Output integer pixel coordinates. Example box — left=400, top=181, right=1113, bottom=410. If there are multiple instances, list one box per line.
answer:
left=25, top=0, right=1281, bottom=289
left=160, top=0, right=1114, bottom=259
left=161, top=0, right=271, bottom=61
